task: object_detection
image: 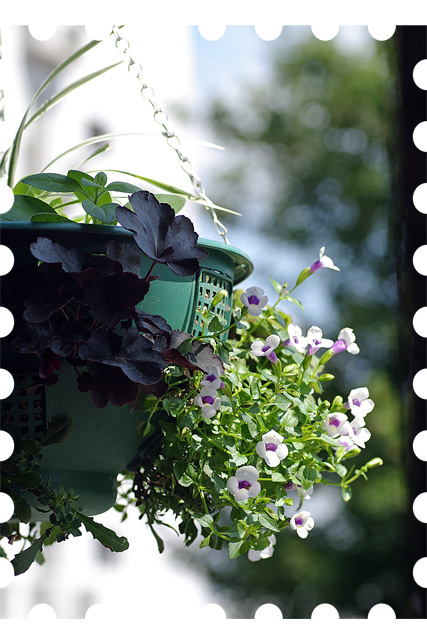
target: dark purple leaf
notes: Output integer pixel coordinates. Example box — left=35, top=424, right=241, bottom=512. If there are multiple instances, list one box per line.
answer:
left=137, top=380, right=169, bottom=398
left=115, top=190, right=208, bottom=277
left=135, top=309, right=171, bottom=335
left=30, top=237, right=85, bottom=272
left=106, top=240, right=142, bottom=276
left=77, top=362, right=138, bottom=408
left=159, top=330, right=225, bottom=374
left=78, top=328, right=165, bottom=385
left=83, top=271, right=149, bottom=326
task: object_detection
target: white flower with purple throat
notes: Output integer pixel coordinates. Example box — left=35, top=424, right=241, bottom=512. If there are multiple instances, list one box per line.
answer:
left=348, top=416, right=371, bottom=448
left=309, top=246, right=340, bottom=273
left=241, top=286, right=268, bottom=316
left=306, top=325, right=334, bottom=356
left=345, top=387, right=374, bottom=419
left=227, top=465, right=261, bottom=502
left=290, top=511, right=314, bottom=539
left=194, top=386, right=221, bottom=419
left=284, top=481, right=314, bottom=500
left=285, top=323, right=307, bottom=353
left=323, top=412, right=349, bottom=438
left=256, top=429, right=289, bottom=467
left=251, top=334, right=281, bottom=364
left=331, top=328, right=360, bottom=355
left=248, top=535, right=277, bottom=562
left=200, top=366, right=225, bottom=390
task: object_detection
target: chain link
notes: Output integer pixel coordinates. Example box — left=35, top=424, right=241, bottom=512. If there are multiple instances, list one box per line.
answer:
left=111, top=25, right=229, bottom=243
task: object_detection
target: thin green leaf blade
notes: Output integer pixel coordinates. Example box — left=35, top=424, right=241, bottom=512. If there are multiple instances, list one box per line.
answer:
left=78, top=512, right=129, bottom=552
left=11, top=532, right=50, bottom=575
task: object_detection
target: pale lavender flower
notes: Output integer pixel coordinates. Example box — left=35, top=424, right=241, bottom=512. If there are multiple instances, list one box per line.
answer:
left=241, top=286, right=268, bottom=316
left=251, top=334, right=281, bottom=364
left=290, top=511, right=314, bottom=539
left=345, top=387, right=374, bottom=419
left=331, top=328, right=360, bottom=355
left=309, top=246, right=340, bottom=273
left=306, top=325, right=334, bottom=356
left=323, top=412, right=349, bottom=438
left=334, top=435, right=358, bottom=454
left=194, top=385, right=221, bottom=419
left=256, top=429, right=289, bottom=467
left=227, top=465, right=261, bottom=502
left=284, top=482, right=313, bottom=500
left=285, top=323, right=307, bottom=353
left=200, top=366, right=225, bottom=390
left=248, top=535, right=277, bottom=562
left=348, top=417, right=371, bottom=448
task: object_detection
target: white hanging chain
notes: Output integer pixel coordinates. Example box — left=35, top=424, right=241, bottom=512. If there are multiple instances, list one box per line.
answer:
left=111, top=25, right=229, bottom=244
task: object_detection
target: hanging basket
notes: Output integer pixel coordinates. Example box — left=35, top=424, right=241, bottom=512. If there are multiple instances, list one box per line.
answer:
left=0, top=221, right=253, bottom=520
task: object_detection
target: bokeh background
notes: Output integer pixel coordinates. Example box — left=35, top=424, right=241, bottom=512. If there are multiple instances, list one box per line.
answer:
left=0, top=24, right=424, bottom=619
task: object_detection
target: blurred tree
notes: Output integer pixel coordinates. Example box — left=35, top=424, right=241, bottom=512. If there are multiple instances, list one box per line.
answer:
left=171, top=33, right=410, bottom=618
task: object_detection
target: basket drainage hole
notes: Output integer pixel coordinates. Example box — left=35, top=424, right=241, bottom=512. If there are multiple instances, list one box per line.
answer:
left=19, top=415, right=29, bottom=423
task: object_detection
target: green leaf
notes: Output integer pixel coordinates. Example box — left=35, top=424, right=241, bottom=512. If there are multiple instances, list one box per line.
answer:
left=81, top=200, right=117, bottom=224
left=173, top=462, right=198, bottom=487
left=176, top=337, right=193, bottom=355
left=155, top=194, right=187, bottom=213
left=148, top=523, right=165, bottom=553
left=0, top=194, right=58, bottom=221
left=106, top=180, right=143, bottom=194
left=22, top=173, right=82, bottom=193
left=78, top=513, right=129, bottom=552
left=228, top=539, right=246, bottom=559
left=11, top=531, right=51, bottom=575
left=208, top=316, right=225, bottom=333
left=284, top=295, right=305, bottom=311
left=12, top=495, right=32, bottom=524
left=258, top=513, right=280, bottom=532
left=9, top=471, right=43, bottom=490
left=31, top=213, right=76, bottom=224
left=94, top=172, right=108, bottom=187
left=271, top=471, right=287, bottom=483
left=41, top=417, right=73, bottom=446
left=193, top=513, right=214, bottom=529
left=270, top=275, right=283, bottom=294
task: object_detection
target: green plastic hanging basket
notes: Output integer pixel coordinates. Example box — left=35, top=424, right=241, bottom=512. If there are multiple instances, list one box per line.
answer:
left=0, top=222, right=253, bottom=520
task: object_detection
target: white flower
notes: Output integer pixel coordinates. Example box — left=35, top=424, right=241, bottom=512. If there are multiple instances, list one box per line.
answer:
left=306, top=326, right=334, bottom=356
left=334, top=435, right=359, bottom=454
left=248, top=535, right=277, bottom=562
left=241, top=286, right=268, bottom=316
left=284, top=482, right=314, bottom=500
left=194, top=386, right=221, bottom=419
left=290, top=511, right=314, bottom=539
left=251, top=334, right=281, bottom=364
left=200, top=366, right=225, bottom=390
left=309, top=246, right=340, bottom=273
left=345, top=387, right=374, bottom=419
left=331, top=328, right=360, bottom=355
left=285, top=323, right=307, bottom=353
left=323, top=412, right=349, bottom=438
left=227, top=465, right=261, bottom=502
left=348, top=417, right=371, bottom=448
left=256, top=429, right=289, bottom=467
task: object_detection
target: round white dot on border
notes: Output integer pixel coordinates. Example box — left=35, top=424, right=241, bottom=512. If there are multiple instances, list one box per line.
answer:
left=85, top=603, right=111, bottom=620
left=367, top=25, right=396, bottom=41
left=0, top=184, right=14, bottom=214
left=413, top=246, right=427, bottom=276
left=0, top=558, right=14, bottom=588
left=413, top=60, right=427, bottom=90
left=0, top=307, right=14, bottom=338
left=28, top=24, right=57, bottom=41
left=413, top=557, right=427, bottom=588
left=198, top=24, right=226, bottom=41
left=198, top=603, right=227, bottom=620
left=0, top=369, right=14, bottom=400
left=367, top=603, right=396, bottom=619
left=413, top=183, right=427, bottom=213
left=413, top=369, right=427, bottom=399
left=311, top=24, right=339, bottom=41
left=413, top=307, right=427, bottom=337
left=413, top=493, right=427, bottom=523
left=254, top=603, right=283, bottom=620
left=84, top=24, right=113, bottom=41
left=413, top=430, right=427, bottom=461
left=28, top=603, right=57, bottom=619
left=0, top=430, right=14, bottom=461
left=311, top=603, right=340, bottom=620
left=254, top=24, right=283, bottom=41
left=0, top=493, right=14, bottom=523
left=413, top=122, right=427, bottom=152
left=0, top=245, right=14, bottom=276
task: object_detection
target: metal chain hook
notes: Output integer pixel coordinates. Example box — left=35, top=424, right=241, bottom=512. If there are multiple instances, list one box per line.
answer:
left=111, top=25, right=229, bottom=244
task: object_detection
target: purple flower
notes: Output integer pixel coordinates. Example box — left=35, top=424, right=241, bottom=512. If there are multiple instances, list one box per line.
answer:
left=323, top=412, right=349, bottom=438
left=290, top=511, right=314, bottom=538
left=241, top=286, right=268, bottom=316
left=194, top=385, right=221, bottom=419
left=200, top=366, right=225, bottom=390
left=331, top=328, right=360, bottom=355
left=248, top=535, right=277, bottom=562
left=227, top=465, right=261, bottom=501
left=284, top=323, right=307, bottom=353
left=306, top=326, right=334, bottom=356
left=251, top=334, right=281, bottom=364
left=309, top=246, right=340, bottom=274
left=344, top=387, right=374, bottom=419
left=256, top=429, right=289, bottom=467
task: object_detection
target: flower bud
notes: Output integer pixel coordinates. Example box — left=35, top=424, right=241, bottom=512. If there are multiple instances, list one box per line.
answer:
left=365, top=457, right=383, bottom=468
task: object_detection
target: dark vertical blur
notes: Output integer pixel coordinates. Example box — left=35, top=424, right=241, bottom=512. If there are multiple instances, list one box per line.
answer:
left=395, top=26, right=427, bottom=618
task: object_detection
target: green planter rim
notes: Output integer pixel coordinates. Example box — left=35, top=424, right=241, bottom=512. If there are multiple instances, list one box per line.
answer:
left=0, top=221, right=253, bottom=285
